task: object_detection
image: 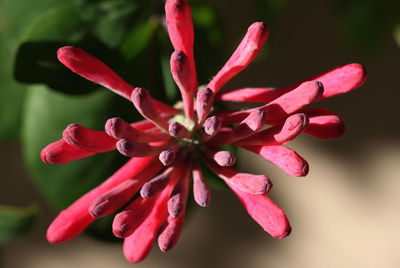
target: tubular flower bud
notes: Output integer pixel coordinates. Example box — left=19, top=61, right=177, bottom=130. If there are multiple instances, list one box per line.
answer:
left=42, top=0, right=366, bottom=263
left=196, top=87, right=214, bottom=125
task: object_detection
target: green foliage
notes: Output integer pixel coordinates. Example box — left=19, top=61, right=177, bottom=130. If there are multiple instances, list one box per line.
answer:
left=0, top=0, right=67, bottom=139
left=0, top=204, right=38, bottom=243
left=335, top=0, right=400, bottom=52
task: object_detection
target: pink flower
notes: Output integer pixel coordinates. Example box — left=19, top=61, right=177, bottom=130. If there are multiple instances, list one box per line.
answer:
left=42, top=0, right=367, bottom=263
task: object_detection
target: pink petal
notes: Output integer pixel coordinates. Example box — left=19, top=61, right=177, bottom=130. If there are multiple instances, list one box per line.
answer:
left=46, top=156, right=158, bottom=243
left=303, top=108, right=345, bottom=139
left=244, top=145, right=309, bottom=177
left=226, top=181, right=291, bottom=239
left=208, top=22, right=269, bottom=93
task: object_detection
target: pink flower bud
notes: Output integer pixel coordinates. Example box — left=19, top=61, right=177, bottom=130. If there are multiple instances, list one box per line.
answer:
left=158, top=213, right=185, bottom=252
left=170, top=51, right=196, bottom=119
left=206, top=160, right=272, bottom=195
left=196, top=87, right=214, bottom=125
left=208, top=22, right=269, bottom=93
left=41, top=139, right=94, bottom=164
left=192, top=165, right=211, bottom=207
left=244, top=145, right=309, bottom=177
left=140, top=170, right=172, bottom=198
left=204, top=116, right=221, bottom=136
left=105, top=117, right=138, bottom=140
left=57, top=46, right=134, bottom=99
left=131, top=87, right=169, bottom=130
left=62, top=124, right=116, bottom=153
left=234, top=113, right=308, bottom=147
left=213, top=151, right=236, bottom=167
left=159, top=150, right=176, bottom=166
left=168, top=122, right=190, bottom=138
left=303, top=108, right=345, bottom=139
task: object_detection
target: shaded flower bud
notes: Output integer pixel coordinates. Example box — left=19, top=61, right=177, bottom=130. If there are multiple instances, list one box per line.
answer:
left=159, top=150, right=176, bottom=166
left=213, top=151, right=236, bottom=167
left=204, top=116, right=221, bottom=136
left=196, top=87, right=214, bottom=125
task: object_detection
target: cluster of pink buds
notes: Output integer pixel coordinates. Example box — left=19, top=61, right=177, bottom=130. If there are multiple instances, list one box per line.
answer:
left=42, top=0, right=366, bottom=263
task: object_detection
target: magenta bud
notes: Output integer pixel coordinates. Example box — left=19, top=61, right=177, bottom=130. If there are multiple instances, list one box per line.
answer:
left=168, top=122, right=190, bottom=138
left=140, top=173, right=170, bottom=198
left=168, top=193, right=184, bottom=218
left=112, top=211, right=135, bottom=238
left=158, top=214, right=185, bottom=252
left=131, top=87, right=158, bottom=119
left=233, top=174, right=273, bottom=194
left=245, top=109, right=265, bottom=131
left=89, top=199, right=109, bottom=218
left=62, top=123, right=116, bottom=153
left=214, top=151, right=236, bottom=167
left=170, top=51, right=189, bottom=77
left=204, top=116, right=221, bottom=136
left=159, top=150, right=176, bottom=166
left=116, top=139, right=151, bottom=157
left=170, top=50, right=196, bottom=120
left=192, top=167, right=211, bottom=207
left=105, top=117, right=137, bottom=139
left=196, top=87, right=214, bottom=125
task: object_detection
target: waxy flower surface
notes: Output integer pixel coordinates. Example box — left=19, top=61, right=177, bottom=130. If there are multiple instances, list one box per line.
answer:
left=42, top=0, right=367, bottom=263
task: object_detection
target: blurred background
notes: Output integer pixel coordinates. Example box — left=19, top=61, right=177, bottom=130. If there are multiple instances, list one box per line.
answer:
left=1, top=0, right=400, bottom=267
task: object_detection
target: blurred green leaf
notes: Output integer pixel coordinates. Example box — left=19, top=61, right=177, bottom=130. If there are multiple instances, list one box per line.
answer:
left=22, top=85, right=137, bottom=240
left=93, top=0, right=138, bottom=48
left=0, top=36, right=26, bottom=139
left=190, top=2, right=225, bottom=84
left=0, top=0, right=81, bottom=139
left=255, top=0, right=287, bottom=24
left=394, top=24, right=400, bottom=48
left=335, top=0, right=400, bottom=52
left=14, top=40, right=114, bottom=95
left=120, top=17, right=159, bottom=60
left=22, top=86, right=122, bottom=208
left=20, top=3, right=86, bottom=42
left=0, top=204, right=38, bottom=243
